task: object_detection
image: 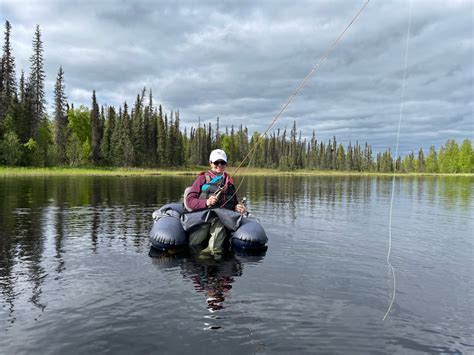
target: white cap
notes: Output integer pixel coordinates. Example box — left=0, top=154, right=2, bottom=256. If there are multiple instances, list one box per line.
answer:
left=209, top=149, right=227, bottom=163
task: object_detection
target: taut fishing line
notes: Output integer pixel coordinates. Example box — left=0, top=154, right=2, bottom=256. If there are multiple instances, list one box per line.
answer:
left=219, top=0, right=370, bottom=206
left=383, top=0, right=412, bottom=321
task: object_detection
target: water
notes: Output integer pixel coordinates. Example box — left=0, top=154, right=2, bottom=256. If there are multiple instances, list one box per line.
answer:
left=0, top=175, right=472, bottom=354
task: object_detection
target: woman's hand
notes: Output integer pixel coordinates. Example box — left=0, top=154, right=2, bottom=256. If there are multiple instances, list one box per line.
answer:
left=206, top=195, right=218, bottom=207
left=235, top=203, right=246, bottom=214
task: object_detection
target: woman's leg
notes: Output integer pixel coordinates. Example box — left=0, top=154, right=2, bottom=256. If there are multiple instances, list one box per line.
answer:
left=207, top=219, right=228, bottom=251
left=188, top=223, right=211, bottom=246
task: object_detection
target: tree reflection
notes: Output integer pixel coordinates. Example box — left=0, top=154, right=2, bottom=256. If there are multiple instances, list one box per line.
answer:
left=0, top=176, right=193, bottom=325
left=0, top=175, right=471, bottom=327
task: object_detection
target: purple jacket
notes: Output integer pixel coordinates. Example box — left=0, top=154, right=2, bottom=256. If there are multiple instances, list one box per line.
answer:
left=185, top=171, right=238, bottom=211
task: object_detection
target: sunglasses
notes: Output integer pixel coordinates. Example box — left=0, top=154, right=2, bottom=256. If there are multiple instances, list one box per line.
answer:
left=213, top=160, right=227, bottom=166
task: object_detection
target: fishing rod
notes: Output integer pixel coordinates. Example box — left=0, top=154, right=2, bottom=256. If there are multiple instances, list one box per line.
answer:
left=218, top=0, right=370, bottom=207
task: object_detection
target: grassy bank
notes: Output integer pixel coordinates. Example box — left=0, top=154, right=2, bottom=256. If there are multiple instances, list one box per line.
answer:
left=0, top=166, right=472, bottom=177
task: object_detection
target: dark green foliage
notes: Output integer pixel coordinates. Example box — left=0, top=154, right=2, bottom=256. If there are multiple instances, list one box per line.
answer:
left=426, top=145, right=438, bottom=173
left=90, top=90, right=101, bottom=165
left=100, top=106, right=115, bottom=165
left=402, top=151, right=415, bottom=173
left=417, top=148, right=425, bottom=173
left=130, top=89, right=145, bottom=166
left=28, top=25, right=46, bottom=138
left=0, top=20, right=17, bottom=124
left=54, top=66, right=68, bottom=164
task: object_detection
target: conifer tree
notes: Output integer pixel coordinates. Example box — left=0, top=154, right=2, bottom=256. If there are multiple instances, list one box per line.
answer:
left=336, top=143, right=345, bottom=170
left=1, top=20, right=17, bottom=122
left=28, top=25, right=46, bottom=137
left=131, top=88, right=145, bottom=166
left=174, top=110, right=184, bottom=165
left=215, top=116, right=220, bottom=148
left=156, top=105, right=166, bottom=166
left=7, top=70, right=30, bottom=145
left=149, top=106, right=158, bottom=166
left=19, top=70, right=25, bottom=102
left=402, top=151, right=415, bottom=172
left=395, top=156, right=401, bottom=172
left=143, top=90, right=152, bottom=164
left=90, top=90, right=101, bottom=164
left=121, top=102, right=134, bottom=166
left=325, top=139, right=333, bottom=169
left=110, top=106, right=123, bottom=166
left=100, top=106, right=115, bottom=165
left=417, top=148, right=425, bottom=173
left=289, top=121, right=297, bottom=169
left=331, top=136, right=337, bottom=170
left=53, top=66, right=68, bottom=164
left=363, top=142, right=372, bottom=171
left=346, top=142, right=353, bottom=170
left=167, top=111, right=175, bottom=165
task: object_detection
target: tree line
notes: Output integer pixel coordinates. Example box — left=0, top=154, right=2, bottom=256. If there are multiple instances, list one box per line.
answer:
left=0, top=21, right=472, bottom=173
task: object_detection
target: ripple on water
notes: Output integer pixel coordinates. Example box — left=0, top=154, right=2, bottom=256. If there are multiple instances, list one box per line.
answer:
left=0, top=176, right=472, bottom=354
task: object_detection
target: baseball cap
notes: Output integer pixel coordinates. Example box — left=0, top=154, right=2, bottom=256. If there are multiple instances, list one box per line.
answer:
left=209, top=149, right=227, bottom=163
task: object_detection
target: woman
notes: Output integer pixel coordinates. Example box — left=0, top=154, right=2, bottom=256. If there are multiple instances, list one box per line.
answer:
left=185, top=149, right=246, bottom=252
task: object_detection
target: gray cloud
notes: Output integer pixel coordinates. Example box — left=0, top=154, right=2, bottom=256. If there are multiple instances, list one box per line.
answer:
left=0, top=0, right=472, bottom=154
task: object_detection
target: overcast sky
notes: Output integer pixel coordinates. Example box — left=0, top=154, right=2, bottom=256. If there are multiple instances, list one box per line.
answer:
left=1, top=0, right=472, bottom=154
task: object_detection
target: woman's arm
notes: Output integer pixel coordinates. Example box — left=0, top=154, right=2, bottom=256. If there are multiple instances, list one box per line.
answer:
left=185, top=175, right=208, bottom=210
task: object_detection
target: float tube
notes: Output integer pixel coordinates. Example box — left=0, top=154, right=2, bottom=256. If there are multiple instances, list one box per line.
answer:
left=149, top=203, right=268, bottom=251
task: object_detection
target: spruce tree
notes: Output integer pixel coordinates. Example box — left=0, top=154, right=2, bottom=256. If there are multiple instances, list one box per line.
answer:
left=346, top=142, right=353, bottom=170
left=121, top=102, right=134, bottom=166
left=156, top=105, right=166, bottom=166
left=1, top=20, right=17, bottom=121
left=331, top=136, right=337, bottom=170
left=110, top=106, right=123, bottom=166
left=90, top=90, right=101, bottom=165
left=143, top=91, right=151, bottom=164
left=417, top=148, right=425, bottom=173
left=53, top=66, right=68, bottom=164
left=100, top=106, right=115, bottom=165
left=10, top=70, right=30, bottom=144
left=215, top=116, right=220, bottom=148
left=129, top=89, right=145, bottom=166
left=150, top=105, right=158, bottom=166
left=336, top=143, right=345, bottom=170
left=28, top=25, right=46, bottom=137
left=174, top=110, right=184, bottom=165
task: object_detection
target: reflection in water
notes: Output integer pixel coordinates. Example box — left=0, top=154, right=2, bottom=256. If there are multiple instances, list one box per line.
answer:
left=149, top=247, right=266, bottom=315
left=0, top=176, right=194, bottom=327
left=0, top=175, right=471, bottom=322
left=243, top=175, right=473, bottom=224
left=0, top=174, right=472, bottom=350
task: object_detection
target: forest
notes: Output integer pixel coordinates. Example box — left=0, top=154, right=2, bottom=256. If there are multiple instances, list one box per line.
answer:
left=0, top=21, right=472, bottom=173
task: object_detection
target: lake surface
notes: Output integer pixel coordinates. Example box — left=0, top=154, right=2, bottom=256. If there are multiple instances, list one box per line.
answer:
left=0, top=175, right=472, bottom=354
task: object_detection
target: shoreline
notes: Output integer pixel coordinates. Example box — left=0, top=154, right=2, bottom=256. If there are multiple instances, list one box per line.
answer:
left=1, top=166, right=472, bottom=177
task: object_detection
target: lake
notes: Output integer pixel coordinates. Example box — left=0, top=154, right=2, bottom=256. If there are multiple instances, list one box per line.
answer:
left=0, top=175, right=472, bottom=354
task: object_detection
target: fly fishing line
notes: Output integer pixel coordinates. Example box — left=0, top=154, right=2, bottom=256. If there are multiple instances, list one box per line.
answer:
left=220, top=0, right=371, bottom=206
left=383, top=0, right=412, bottom=321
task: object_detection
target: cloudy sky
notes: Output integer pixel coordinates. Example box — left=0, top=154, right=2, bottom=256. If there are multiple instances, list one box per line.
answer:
left=1, top=0, right=472, bottom=154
